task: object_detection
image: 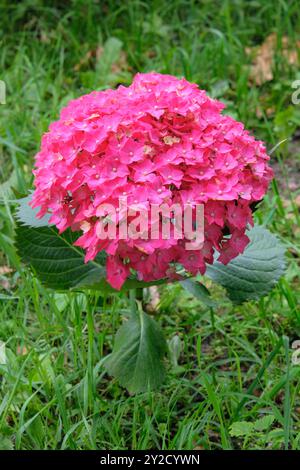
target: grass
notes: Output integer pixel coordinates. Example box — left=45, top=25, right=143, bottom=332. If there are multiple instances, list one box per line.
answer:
left=0, top=0, right=300, bottom=450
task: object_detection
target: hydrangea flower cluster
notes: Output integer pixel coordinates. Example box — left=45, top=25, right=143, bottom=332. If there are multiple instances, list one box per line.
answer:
left=31, top=73, right=273, bottom=289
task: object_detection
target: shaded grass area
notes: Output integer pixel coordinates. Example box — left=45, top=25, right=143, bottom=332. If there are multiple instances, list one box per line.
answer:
left=0, top=0, right=300, bottom=450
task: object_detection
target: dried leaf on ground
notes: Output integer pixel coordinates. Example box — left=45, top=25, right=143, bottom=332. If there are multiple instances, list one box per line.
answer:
left=0, top=265, right=13, bottom=290
left=247, top=33, right=300, bottom=85
left=17, top=345, right=29, bottom=356
left=0, top=266, right=13, bottom=275
left=294, top=194, right=300, bottom=208
left=74, top=48, right=101, bottom=72
left=0, top=279, right=10, bottom=290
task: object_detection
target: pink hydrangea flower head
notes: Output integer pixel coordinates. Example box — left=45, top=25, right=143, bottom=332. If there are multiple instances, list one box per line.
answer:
left=31, top=72, right=273, bottom=289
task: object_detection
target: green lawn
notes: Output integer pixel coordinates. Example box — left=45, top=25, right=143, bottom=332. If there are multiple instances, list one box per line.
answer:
left=0, top=0, right=300, bottom=450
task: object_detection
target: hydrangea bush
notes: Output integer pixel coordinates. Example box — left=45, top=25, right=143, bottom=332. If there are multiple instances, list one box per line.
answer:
left=15, top=73, right=285, bottom=393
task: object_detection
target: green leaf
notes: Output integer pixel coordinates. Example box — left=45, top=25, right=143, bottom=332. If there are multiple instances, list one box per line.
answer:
left=104, top=307, right=167, bottom=393
left=206, top=226, right=286, bottom=304
left=253, top=415, right=275, bottom=432
left=229, top=421, right=254, bottom=437
left=15, top=193, right=52, bottom=228
left=15, top=224, right=169, bottom=292
left=180, top=278, right=217, bottom=307
left=15, top=224, right=107, bottom=290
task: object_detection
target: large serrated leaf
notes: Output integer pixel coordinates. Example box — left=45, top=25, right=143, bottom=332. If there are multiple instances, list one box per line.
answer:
left=104, top=307, right=167, bottom=393
left=15, top=194, right=52, bottom=227
left=15, top=224, right=107, bottom=290
left=15, top=223, right=169, bottom=292
left=206, top=226, right=286, bottom=304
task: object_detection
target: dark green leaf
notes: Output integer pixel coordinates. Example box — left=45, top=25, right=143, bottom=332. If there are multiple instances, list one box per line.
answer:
left=104, top=307, right=167, bottom=393
left=15, top=223, right=169, bottom=292
left=15, top=224, right=106, bottom=290
left=206, top=226, right=286, bottom=304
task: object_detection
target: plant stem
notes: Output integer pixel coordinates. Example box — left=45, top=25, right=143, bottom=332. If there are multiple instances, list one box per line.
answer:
left=129, top=288, right=137, bottom=316
left=136, top=287, right=144, bottom=302
left=129, top=288, right=144, bottom=317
